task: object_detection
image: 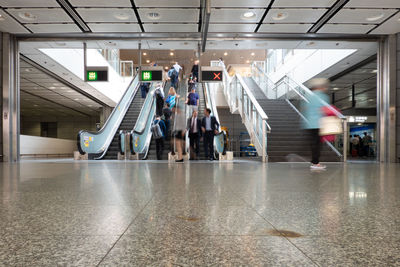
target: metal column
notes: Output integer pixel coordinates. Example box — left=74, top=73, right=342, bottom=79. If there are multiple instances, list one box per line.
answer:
left=2, top=33, right=20, bottom=162
left=377, top=35, right=397, bottom=163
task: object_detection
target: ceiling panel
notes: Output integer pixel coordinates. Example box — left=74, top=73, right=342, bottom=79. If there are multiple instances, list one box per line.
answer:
left=135, top=0, right=200, bottom=7
left=88, top=23, right=141, bottom=32
left=370, top=12, right=400, bottom=34
left=209, top=23, right=257, bottom=32
left=211, top=0, right=271, bottom=8
left=0, top=0, right=59, bottom=7
left=0, top=9, right=29, bottom=33
left=26, top=24, right=82, bottom=33
left=318, top=24, right=376, bottom=34
left=273, top=0, right=336, bottom=7
left=210, top=9, right=264, bottom=23
left=329, top=8, right=397, bottom=24
left=346, top=0, right=400, bottom=8
left=143, top=24, right=197, bottom=32
left=69, top=0, right=132, bottom=7
left=264, top=8, right=326, bottom=23
left=76, top=8, right=137, bottom=23
left=258, top=23, right=312, bottom=33
left=7, top=8, right=73, bottom=23
left=139, top=9, right=199, bottom=23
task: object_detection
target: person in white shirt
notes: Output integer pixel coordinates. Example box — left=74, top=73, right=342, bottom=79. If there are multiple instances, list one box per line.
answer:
left=173, top=62, right=182, bottom=75
left=187, top=110, right=202, bottom=160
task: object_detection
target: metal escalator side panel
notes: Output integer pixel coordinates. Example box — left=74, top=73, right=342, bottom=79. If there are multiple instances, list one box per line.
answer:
left=77, top=74, right=140, bottom=158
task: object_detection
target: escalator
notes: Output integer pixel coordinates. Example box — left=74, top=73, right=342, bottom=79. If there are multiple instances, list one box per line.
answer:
left=78, top=74, right=144, bottom=159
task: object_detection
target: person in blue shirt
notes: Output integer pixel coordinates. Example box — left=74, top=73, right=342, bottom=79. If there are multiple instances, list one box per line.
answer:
left=153, top=116, right=167, bottom=160
left=186, top=87, right=199, bottom=113
left=302, top=78, right=330, bottom=170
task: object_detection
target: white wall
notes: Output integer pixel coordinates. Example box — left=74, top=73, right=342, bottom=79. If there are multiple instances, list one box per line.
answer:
left=20, top=135, right=76, bottom=156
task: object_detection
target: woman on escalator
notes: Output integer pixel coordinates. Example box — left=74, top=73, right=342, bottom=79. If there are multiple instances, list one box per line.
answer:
left=165, top=87, right=180, bottom=110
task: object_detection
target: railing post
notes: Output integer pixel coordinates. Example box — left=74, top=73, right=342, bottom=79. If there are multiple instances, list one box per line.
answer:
left=343, top=118, right=348, bottom=162
left=262, top=120, right=267, bottom=163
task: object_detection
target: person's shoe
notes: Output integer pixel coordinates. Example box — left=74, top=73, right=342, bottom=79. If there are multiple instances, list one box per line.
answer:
left=310, top=164, right=326, bottom=170
left=209, top=158, right=214, bottom=161
left=175, top=159, right=184, bottom=163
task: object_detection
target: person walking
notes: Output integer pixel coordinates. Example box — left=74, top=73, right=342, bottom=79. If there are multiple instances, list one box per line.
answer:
left=362, top=132, right=372, bottom=157
left=168, top=66, right=179, bottom=89
left=173, top=106, right=186, bottom=162
left=165, top=87, right=179, bottom=110
left=155, top=86, right=164, bottom=117
left=191, top=60, right=199, bottom=81
left=201, top=108, right=220, bottom=161
left=301, top=78, right=330, bottom=170
left=186, top=87, right=199, bottom=113
left=162, top=103, right=172, bottom=139
left=187, top=110, right=202, bottom=160
left=152, top=116, right=166, bottom=160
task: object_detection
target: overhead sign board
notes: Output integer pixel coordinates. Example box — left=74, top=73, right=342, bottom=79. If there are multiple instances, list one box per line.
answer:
left=85, top=66, right=108, bottom=82
left=140, top=66, right=163, bottom=82
left=200, top=66, right=223, bottom=82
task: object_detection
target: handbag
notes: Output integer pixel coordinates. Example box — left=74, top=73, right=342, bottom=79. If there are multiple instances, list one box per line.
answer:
left=319, top=116, right=343, bottom=136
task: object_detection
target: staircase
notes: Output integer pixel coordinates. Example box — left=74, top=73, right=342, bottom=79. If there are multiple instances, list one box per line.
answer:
left=242, top=77, right=340, bottom=162
left=103, top=91, right=144, bottom=159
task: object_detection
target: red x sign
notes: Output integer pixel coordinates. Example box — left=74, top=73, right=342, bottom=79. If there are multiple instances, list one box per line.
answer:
left=213, top=72, right=221, bottom=80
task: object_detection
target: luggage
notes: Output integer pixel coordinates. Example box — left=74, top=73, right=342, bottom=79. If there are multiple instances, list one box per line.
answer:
left=151, top=120, right=163, bottom=139
left=319, top=116, right=343, bottom=136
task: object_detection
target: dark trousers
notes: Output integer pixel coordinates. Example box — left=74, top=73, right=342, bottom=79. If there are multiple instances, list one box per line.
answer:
left=309, top=129, right=321, bottom=164
left=204, top=131, right=214, bottom=159
left=155, top=138, right=164, bottom=160
left=164, top=119, right=170, bottom=139
left=189, top=132, right=200, bottom=158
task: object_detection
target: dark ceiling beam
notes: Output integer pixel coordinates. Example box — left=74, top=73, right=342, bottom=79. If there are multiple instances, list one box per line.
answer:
left=329, top=54, right=377, bottom=82
left=56, top=0, right=91, bottom=32
left=200, top=0, right=211, bottom=52
left=254, top=0, right=275, bottom=33
left=308, top=0, right=349, bottom=33
left=21, top=55, right=111, bottom=108
left=130, top=0, right=145, bottom=33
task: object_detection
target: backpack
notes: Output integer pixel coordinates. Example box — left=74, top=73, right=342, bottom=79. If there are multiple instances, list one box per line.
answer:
left=151, top=120, right=163, bottom=139
left=168, top=69, right=178, bottom=79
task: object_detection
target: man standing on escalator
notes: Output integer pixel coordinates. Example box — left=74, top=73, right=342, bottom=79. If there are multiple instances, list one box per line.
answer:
left=201, top=108, right=219, bottom=161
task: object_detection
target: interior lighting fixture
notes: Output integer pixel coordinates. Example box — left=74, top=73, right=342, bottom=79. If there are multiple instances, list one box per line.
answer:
left=246, top=60, right=250, bottom=63
left=241, top=11, right=256, bottom=20
left=143, top=52, right=147, bottom=56
left=114, top=12, right=131, bottom=20
left=371, top=69, right=378, bottom=73
left=170, top=52, right=174, bottom=56
left=333, top=87, right=339, bottom=91
left=271, top=12, right=288, bottom=21
left=251, top=52, right=255, bottom=56
left=224, top=52, right=228, bottom=56
left=147, top=12, right=160, bottom=20
left=146, top=59, right=150, bottom=63
left=366, top=13, right=385, bottom=22
left=0, top=14, right=5, bottom=21
left=18, top=11, right=37, bottom=21
left=49, top=86, right=56, bottom=89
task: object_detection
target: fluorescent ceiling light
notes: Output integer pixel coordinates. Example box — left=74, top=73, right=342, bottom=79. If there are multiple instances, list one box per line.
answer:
left=366, top=13, right=384, bottom=22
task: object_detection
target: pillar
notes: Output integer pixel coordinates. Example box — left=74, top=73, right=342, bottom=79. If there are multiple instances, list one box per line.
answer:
left=396, top=33, right=400, bottom=162
left=2, top=33, right=19, bottom=162
left=377, top=35, right=397, bottom=163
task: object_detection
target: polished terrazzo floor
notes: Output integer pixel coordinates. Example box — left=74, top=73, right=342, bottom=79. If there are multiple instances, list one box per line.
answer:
left=1, top=160, right=399, bottom=266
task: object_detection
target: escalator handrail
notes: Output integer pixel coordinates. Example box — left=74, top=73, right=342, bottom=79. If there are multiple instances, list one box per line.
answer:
left=77, top=74, right=138, bottom=156
left=132, top=82, right=164, bottom=135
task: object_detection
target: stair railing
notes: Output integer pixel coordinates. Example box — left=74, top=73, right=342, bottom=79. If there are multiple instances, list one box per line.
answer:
left=251, top=63, right=348, bottom=162
left=221, top=68, right=271, bottom=162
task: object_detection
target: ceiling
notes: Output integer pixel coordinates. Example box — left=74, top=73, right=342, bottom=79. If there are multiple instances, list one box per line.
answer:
left=0, top=0, right=398, bottom=35
left=20, top=59, right=102, bottom=118
left=328, top=60, right=377, bottom=110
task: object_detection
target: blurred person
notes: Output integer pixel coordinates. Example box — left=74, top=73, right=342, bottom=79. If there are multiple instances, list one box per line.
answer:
left=302, top=78, right=330, bottom=170
left=351, top=135, right=360, bottom=157
left=217, top=57, right=225, bottom=68
left=162, top=103, right=172, bottom=139
left=191, top=60, right=199, bottom=81
left=165, top=87, right=179, bottom=110
left=173, top=106, right=186, bottom=162
left=152, top=116, right=166, bottom=160
left=201, top=108, right=220, bottom=161
left=173, top=62, right=182, bottom=74
left=187, top=110, right=202, bottom=160
left=155, top=85, right=164, bottom=117
left=140, top=82, right=150, bottom=98
left=168, top=66, right=179, bottom=89
left=186, top=87, right=199, bottom=113
left=362, top=132, right=372, bottom=157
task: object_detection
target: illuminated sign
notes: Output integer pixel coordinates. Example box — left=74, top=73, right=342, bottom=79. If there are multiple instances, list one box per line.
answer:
left=200, top=67, right=223, bottom=82
left=140, top=67, right=163, bottom=82
left=85, top=67, right=108, bottom=82
left=349, top=116, right=368, bottom=123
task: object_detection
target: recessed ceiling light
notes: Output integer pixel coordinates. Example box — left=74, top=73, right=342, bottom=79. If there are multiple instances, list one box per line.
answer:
left=271, top=12, right=288, bottom=21
left=246, top=60, right=250, bottom=63
left=18, top=12, right=37, bottom=21
left=0, top=14, right=5, bottom=21
left=143, top=52, right=147, bottom=56
left=25, top=68, right=33, bottom=72
left=170, top=52, right=174, bottom=56
left=371, top=69, right=378, bottom=73
left=74, top=98, right=79, bottom=101
left=49, top=86, right=56, bottom=89
left=146, top=59, right=150, bottom=63
left=224, top=52, right=228, bottom=56
left=114, top=12, right=131, bottom=20
left=366, top=13, right=385, bottom=22
left=333, top=87, right=339, bottom=91
left=147, top=12, right=160, bottom=20
left=242, top=11, right=256, bottom=20
left=251, top=52, right=255, bottom=56
left=67, top=90, right=73, bottom=93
